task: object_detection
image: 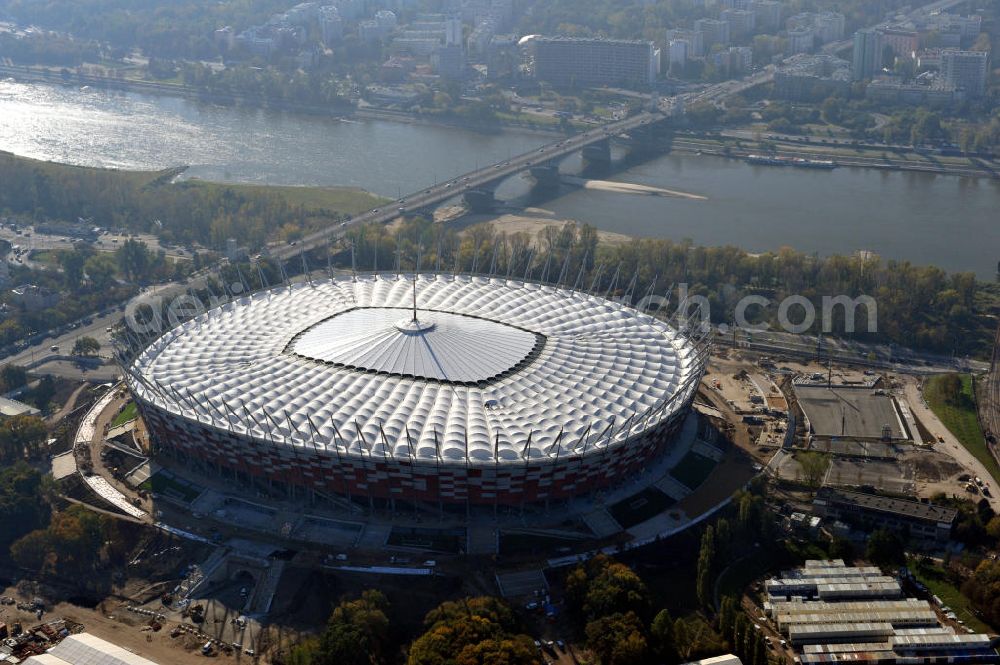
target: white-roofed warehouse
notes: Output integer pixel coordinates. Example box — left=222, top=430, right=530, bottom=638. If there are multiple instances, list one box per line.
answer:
left=24, top=633, right=160, bottom=665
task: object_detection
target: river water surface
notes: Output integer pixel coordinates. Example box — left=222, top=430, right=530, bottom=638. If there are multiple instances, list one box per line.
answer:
left=1, top=79, right=996, bottom=278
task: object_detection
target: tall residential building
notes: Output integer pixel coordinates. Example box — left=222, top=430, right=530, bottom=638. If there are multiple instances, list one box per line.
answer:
left=374, top=10, right=398, bottom=29
left=332, top=0, right=365, bottom=20
left=445, top=14, right=463, bottom=46
left=712, top=46, right=752, bottom=74
left=527, top=37, right=658, bottom=88
left=814, top=12, right=846, bottom=42
left=787, top=12, right=844, bottom=44
left=852, top=28, right=881, bottom=80
left=434, top=43, right=466, bottom=79
left=669, top=39, right=689, bottom=69
left=319, top=6, right=343, bottom=44
left=721, top=8, right=755, bottom=39
left=879, top=28, right=918, bottom=59
left=787, top=28, right=815, bottom=54
left=720, top=0, right=752, bottom=9
left=753, top=0, right=783, bottom=32
left=666, top=28, right=704, bottom=57
left=941, top=49, right=989, bottom=97
left=695, top=18, right=730, bottom=48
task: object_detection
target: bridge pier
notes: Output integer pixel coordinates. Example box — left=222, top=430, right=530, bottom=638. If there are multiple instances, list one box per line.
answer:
left=623, top=123, right=673, bottom=156
left=581, top=139, right=612, bottom=165
left=529, top=164, right=561, bottom=190
left=463, top=188, right=497, bottom=213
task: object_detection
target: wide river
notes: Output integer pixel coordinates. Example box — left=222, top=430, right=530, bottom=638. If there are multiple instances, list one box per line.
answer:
left=1, top=79, right=997, bottom=278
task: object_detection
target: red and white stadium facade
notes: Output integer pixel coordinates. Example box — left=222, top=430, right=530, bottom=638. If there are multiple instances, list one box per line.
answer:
left=126, top=274, right=708, bottom=505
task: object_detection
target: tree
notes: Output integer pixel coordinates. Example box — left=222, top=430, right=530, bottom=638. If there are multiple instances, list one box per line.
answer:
left=0, top=463, right=50, bottom=552
left=57, top=247, right=90, bottom=287
left=674, top=615, right=725, bottom=662
left=829, top=536, right=855, bottom=563
left=72, top=336, right=100, bottom=356
left=408, top=597, right=538, bottom=665
left=866, top=527, right=905, bottom=567
left=651, top=609, right=678, bottom=664
left=116, top=238, right=153, bottom=283
left=28, top=376, right=57, bottom=414
left=718, top=596, right=738, bottom=646
left=314, top=590, right=390, bottom=665
left=821, top=97, right=843, bottom=125
left=0, top=364, right=28, bottom=392
left=585, top=611, right=648, bottom=665
left=696, top=525, right=716, bottom=608
left=961, top=559, right=1000, bottom=628
left=797, top=451, right=830, bottom=488
left=11, top=505, right=106, bottom=583
left=566, top=555, right=652, bottom=624
left=0, top=414, right=48, bottom=462
left=84, top=253, right=118, bottom=289
left=753, top=631, right=768, bottom=665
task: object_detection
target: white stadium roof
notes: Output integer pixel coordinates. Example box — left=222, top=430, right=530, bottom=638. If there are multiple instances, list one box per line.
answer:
left=130, top=274, right=700, bottom=464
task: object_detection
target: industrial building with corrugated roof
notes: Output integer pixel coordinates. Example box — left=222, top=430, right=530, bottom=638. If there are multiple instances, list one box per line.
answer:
left=23, top=633, right=160, bottom=665
left=762, top=561, right=997, bottom=665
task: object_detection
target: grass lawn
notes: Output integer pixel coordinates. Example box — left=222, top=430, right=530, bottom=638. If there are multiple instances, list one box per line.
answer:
left=28, top=249, right=60, bottom=267
left=925, top=374, right=999, bottom=484
left=0, top=152, right=386, bottom=224
left=609, top=487, right=676, bottom=528
left=185, top=180, right=387, bottom=216
left=110, top=401, right=138, bottom=428
left=670, top=451, right=718, bottom=491
left=913, top=561, right=992, bottom=633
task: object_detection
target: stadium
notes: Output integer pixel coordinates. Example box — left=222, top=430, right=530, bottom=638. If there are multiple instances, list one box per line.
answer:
left=123, top=273, right=707, bottom=507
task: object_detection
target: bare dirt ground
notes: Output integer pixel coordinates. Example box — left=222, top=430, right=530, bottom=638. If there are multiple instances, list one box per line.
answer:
left=900, top=376, right=1000, bottom=511
left=0, top=584, right=240, bottom=665
left=449, top=209, right=632, bottom=244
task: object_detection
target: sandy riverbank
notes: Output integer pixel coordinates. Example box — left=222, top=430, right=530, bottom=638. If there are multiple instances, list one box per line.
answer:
left=445, top=207, right=634, bottom=244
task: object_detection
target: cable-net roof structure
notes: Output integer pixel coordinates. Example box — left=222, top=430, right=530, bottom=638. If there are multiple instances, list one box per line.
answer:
left=128, top=274, right=705, bottom=466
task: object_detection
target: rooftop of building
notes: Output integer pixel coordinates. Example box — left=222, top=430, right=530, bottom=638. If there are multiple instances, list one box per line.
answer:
left=814, top=488, right=958, bottom=524
left=24, top=633, right=160, bottom=665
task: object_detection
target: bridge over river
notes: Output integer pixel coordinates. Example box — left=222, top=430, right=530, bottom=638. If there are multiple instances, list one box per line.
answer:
left=269, top=109, right=667, bottom=261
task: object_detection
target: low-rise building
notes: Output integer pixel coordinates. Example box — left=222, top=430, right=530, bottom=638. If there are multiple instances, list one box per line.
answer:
left=9, top=284, right=59, bottom=311
left=24, top=633, right=162, bottom=665
left=366, top=84, right=424, bottom=107
left=763, top=561, right=999, bottom=665
left=812, top=488, right=957, bottom=542
left=865, top=76, right=962, bottom=107
left=0, top=396, right=40, bottom=418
